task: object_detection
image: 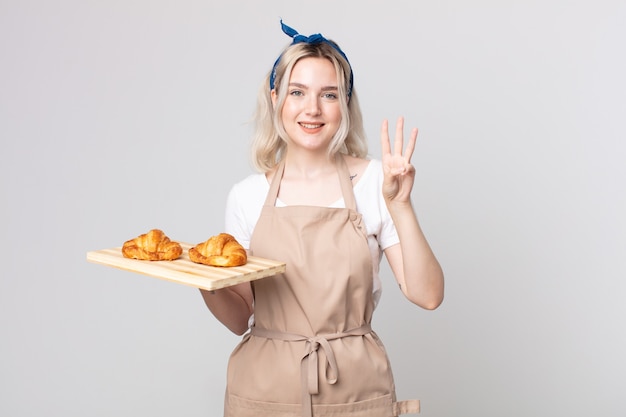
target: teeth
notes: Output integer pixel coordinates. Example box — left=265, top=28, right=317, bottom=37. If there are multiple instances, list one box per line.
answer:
left=300, top=123, right=322, bottom=129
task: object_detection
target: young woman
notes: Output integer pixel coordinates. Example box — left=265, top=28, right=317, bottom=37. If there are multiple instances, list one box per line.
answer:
left=201, top=21, right=444, bottom=417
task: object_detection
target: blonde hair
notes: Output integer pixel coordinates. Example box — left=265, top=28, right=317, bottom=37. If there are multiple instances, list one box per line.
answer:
left=250, top=41, right=368, bottom=173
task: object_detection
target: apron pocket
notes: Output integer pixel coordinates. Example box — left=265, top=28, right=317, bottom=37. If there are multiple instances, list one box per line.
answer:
left=226, top=392, right=408, bottom=417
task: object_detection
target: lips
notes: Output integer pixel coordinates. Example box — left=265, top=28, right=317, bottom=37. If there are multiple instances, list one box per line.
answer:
left=299, top=122, right=324, bottom=129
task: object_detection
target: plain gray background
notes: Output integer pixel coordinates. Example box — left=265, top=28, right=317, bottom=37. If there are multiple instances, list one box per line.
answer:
left=2, top=0, right=625, bottom=416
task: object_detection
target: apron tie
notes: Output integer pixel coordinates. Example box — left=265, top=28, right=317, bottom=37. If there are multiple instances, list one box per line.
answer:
left=250, top=324, right=372, bottom=417
left=305, top=335, right=338, bottom=393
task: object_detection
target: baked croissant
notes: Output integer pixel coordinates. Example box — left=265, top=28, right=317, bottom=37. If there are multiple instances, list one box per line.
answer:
left=189, top=233, right=247, bottom=267
left=122, top=229, right=183, bottom=261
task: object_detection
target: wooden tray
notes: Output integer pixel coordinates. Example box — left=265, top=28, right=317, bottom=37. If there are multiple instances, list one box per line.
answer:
left=86, top=242, right=285, bottom=291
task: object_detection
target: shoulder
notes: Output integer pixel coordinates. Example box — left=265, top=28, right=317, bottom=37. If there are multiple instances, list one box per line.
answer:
left=343, top=154, right=371, bottom=175
left=352, top=158, right=383, bottom=186
left=226, top=172, right=269, bottom=214
left=350, top=159, right=398, bottom=249
left=225, top=173, right=269, bottom=247
left=342, top=154, right=381, bottom=185
left=229, top=172, right=270, bottom=197
left=351, top=158, right=388, bottom=218
left=351, top=158, right=384, bottom=206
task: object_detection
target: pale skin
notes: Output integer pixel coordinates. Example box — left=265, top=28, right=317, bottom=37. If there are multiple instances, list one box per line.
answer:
left=201, top=57, right=444, bottom=335
left=380, top=117, right=444, bottom=309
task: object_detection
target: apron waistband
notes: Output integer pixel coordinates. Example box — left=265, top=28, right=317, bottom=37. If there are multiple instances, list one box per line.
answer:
left=250, top=324, right=372, bottom=417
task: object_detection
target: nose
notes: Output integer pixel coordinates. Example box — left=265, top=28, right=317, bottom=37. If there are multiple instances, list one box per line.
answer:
left=305, top=96, right=321, bottom=116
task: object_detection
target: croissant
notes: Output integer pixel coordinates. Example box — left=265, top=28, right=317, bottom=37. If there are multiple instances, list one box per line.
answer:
left=122, top=229, right=183, bottom=261
left=189, top=233, right=247, bottom=267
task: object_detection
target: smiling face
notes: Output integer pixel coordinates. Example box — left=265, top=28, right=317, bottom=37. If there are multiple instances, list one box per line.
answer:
left=274, top=57, right=342, bottom=155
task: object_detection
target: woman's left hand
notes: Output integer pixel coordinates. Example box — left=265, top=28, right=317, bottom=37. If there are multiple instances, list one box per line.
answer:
left=380, top=117, right=417, bottom=204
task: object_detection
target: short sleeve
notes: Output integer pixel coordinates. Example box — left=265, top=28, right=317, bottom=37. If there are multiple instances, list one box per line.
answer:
left=224, top=174, right=268, bottom=250
left=362, top=159, right=399, bottom=251
left=377, top=196, right=399, bottom=251
left=224, top=182, right=252, bottom=249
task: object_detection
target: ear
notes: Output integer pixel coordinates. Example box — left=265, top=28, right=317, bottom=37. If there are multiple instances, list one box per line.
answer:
left=271, top=89, right=278, bottom=109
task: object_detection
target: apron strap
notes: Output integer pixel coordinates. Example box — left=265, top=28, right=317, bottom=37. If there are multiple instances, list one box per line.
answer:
left=335, top=153, right=357, bottom=211
left=264, top=157, right=285, bottom=207
left=263, top=153, right=357, bottom=211
left=250, top=324, right=372, bottom=417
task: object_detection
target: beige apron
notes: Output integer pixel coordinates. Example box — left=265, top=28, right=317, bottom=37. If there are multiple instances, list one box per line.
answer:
left=224, top=154, right=420, bottom=417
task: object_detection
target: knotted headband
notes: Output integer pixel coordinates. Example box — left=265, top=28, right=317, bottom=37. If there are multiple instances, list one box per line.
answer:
left=269, top=20, right=354, bottom=98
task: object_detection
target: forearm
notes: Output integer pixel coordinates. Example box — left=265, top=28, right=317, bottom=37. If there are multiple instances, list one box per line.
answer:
left=199, top=283, right=253, bottom=335
left=387, top=200, right=444, bottom=309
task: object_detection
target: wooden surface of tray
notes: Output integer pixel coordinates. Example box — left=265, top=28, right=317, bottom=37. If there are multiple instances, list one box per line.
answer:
left=86, top=242, right=285, bottom=291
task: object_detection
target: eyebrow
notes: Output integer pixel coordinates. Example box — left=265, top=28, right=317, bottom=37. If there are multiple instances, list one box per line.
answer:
left=288, top=82, right=338, bottom=91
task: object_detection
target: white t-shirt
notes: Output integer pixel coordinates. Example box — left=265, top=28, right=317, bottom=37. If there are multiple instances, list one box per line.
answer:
left=224, top=159, right=399, bottom=307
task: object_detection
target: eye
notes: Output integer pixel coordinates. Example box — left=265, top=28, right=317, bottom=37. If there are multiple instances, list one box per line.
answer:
left=289, top=89, right=304, bottom=97
left=322, top=92, right=338, bottom=100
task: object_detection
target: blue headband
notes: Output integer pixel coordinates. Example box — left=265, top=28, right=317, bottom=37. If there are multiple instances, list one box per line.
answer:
left=269, top=20, right=354, bottom=98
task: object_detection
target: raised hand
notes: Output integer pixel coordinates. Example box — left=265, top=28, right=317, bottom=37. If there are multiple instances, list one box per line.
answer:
left=380, top=117, right=418, bottom=204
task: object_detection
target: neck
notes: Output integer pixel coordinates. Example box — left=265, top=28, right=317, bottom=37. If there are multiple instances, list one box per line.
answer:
left=283, top=150, right=337, bottom=180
